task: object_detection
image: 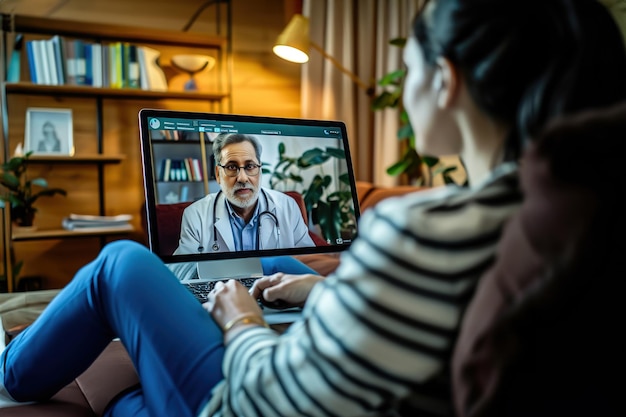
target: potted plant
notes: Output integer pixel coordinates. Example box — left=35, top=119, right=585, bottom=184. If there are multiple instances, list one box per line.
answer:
left=372, top=38, right=465, bottom=187
left=263, top=143, right=357, bottom=243
left=0, top=151, right=67, bottom=229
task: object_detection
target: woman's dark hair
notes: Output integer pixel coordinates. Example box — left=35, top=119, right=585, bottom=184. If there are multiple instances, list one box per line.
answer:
left=413, top=0, right=626, bottom=160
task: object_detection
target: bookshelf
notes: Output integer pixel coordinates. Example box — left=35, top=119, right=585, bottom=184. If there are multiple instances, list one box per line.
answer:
left=152, top=137, right=219, bottom=205
left=0, top=6, right=232, bottom=292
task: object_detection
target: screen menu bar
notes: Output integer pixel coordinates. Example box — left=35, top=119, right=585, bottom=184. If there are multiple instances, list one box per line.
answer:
left=147, top=117, right=343, bottom=139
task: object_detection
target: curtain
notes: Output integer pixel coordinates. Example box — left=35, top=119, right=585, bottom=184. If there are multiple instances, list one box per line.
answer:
left=301, top=0, right=424, bottom=186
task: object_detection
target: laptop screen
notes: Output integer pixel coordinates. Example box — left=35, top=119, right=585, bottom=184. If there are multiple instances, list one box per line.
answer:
left=139, top=109, right=360, bottom=278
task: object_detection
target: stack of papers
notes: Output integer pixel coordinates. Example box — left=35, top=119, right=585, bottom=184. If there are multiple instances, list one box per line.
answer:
left=62, top=213, right=134, bottom=232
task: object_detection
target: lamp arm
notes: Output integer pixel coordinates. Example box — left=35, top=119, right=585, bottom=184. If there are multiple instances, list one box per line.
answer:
left=183, top=0, right=222, bottom=32
left=309, top=41, right=372, bottom=94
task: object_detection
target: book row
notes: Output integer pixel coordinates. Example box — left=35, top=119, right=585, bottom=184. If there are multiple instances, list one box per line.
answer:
left=24, top=35, right=168, bottom=90
left=160, top=158, right=205, bottom=182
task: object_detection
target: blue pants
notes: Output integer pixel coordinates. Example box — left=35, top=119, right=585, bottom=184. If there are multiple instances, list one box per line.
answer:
left=1, top=241, right=315, bottom=417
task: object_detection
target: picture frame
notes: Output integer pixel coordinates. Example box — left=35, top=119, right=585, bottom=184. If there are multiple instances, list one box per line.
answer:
left=24, top=108, right=74, bottom=156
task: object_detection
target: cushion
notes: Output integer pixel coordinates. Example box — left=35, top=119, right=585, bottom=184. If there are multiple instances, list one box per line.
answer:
left=0, top=290, right=60, bottom=348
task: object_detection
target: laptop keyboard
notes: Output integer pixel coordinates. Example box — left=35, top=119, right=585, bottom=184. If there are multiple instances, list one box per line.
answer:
left=182, top=277, right=259, bottom=303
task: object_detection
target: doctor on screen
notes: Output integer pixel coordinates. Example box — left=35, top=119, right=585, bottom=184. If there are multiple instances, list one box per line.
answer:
left=173, top=132, right=314, bottom=255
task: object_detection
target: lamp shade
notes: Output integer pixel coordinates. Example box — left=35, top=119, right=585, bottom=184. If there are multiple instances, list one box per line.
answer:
left=273, top=14, right=310, bottom=63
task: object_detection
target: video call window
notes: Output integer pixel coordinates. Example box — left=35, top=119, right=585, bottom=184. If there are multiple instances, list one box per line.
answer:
left=144, top=117, right=359, bottom=259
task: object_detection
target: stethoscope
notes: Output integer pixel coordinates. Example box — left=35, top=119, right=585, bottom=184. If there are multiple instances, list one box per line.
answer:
left=207, top=189, right=280, bottom=252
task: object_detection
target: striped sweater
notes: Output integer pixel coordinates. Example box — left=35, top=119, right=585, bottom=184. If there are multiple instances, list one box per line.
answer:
left=200, top=163, right=521, bottom=417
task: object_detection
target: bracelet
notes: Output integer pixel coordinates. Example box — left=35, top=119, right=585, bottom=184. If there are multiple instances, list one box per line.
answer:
left=222, top=313, right=269, bottom=332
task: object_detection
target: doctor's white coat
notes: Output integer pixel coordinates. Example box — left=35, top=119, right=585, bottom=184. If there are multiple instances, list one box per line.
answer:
left=173, top=188, right=314, bottom=256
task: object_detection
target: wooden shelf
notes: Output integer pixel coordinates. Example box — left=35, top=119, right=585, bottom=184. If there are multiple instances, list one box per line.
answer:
left=1, top=14, right=227, bottom=48
left=1, top=7, right=231, bottom=292
left=12, top=225, right=135, bottom=241
left=3, top=82, right=229, bottom=101
left=27, top=154, right=125, bottom=164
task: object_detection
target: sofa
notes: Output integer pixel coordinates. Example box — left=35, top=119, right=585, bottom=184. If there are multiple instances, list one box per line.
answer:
left=0, top=181, right=424, bottom=416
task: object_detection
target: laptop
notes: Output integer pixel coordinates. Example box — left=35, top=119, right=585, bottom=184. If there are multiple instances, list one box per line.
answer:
left=138, top=109, right=360, bottom=323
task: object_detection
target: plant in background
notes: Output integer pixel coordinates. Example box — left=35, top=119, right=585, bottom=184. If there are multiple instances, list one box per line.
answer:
left=0, top=151, right=67, bottom=227
left=263, top=143, right=357, bottom=243
left=372, top=38, right=463, bottom=187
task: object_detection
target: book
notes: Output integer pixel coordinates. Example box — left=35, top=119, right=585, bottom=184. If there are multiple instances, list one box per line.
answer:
left=44, top=39, right=59, bottom=85
left=191, top=158, right=203, bottom=181
left=183, top=158, right=194, bottom=181
left=7, top=34, right=24, bottom=83
left=34, top=40, right=49, bottom=84
left=162, top=158, right=171, bottom=182
left=137, top=45, right=149, bottom=90
left=25, top=40, right=38, bottom=83
left=179, top=184, right=190, bottom=202
left=91, top=43, right=103, bottom=87
left=111, top=42, right=123, bottom=88
left=62, top=213, right=133, bottom=232
left=84, top=42, right=93, bottom=85
left=62, top=219, right=134, bottom=232
left=68, top=213, right=133, bottom=222
left=121, top=42, right=129, bottom=87
left=127, top=44, right=140, bottom=88
left=65, top=39, right=77, bottom=85
left=172, top=160, right=182, bottom=181
left=74, top=39, right=87, bottom=85
left=50, top=35, right=66, bottom=85
left=101, top=44, right=110, bottom=87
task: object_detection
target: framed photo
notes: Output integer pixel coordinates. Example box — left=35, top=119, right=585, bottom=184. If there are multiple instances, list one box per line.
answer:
left=24, top=108, right=74, bottom=156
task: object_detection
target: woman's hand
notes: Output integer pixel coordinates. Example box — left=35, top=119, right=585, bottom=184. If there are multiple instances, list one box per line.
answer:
left=250, top=273, right=325, bottom=308
left=203, top=280, right=265, bottom=342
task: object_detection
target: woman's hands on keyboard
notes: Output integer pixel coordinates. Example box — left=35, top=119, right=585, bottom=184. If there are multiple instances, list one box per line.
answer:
left=203, top=280, right=266, bottom=343
left=250, top=273, right=325, bottom=309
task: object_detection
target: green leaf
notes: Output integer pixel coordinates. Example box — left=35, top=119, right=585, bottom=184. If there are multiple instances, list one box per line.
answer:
left=389, top=37, right=407, bottom=47
left=432, top=165, right=457, bottom=177
left=371, top=91, right=399, bottom=110
left=422, top=155, right=440, bottom=167
left=325, top=147, right=346, bottom=159
left=303, top=175, right=327, bottom=211
left=397, top=123, right=413, bottom=140
left=387, top=148, right=423, bottom=177
left=386, top=159, right=412, bottom=176
left=276, top=159, right=295, bottom=173
left=0, top=173, right=20, bottom=189
left=378, top=69, right=405, bottom=86
left=26, top=188, right=66, bottom=207
left=298, top=148, right=330, bottom=167
left=288, top=174, right=303, bottom=183
left=278, top=142, right=285, bottom=156
left=270, top=172, right=286, bottom=183
left=339, top=172, right=351, bottom=185
left=5, top=157, right=26, bottom=171
left=31, top=178, right=49, bottom=187
left=327, top=190, right=353, bottom=202
left=7, top=195, right=24, bottom=206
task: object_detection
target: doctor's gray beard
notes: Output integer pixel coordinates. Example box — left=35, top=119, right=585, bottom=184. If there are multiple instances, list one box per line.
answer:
left=223, top=182, right=260, bottom=210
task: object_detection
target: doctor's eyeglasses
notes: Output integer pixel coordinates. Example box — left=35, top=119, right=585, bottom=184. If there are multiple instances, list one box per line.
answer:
left=218, top=163, right=262, bottom=177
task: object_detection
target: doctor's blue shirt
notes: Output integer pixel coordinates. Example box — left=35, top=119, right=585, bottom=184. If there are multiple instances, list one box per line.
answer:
left=226, top=200, right=261, bottom=251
